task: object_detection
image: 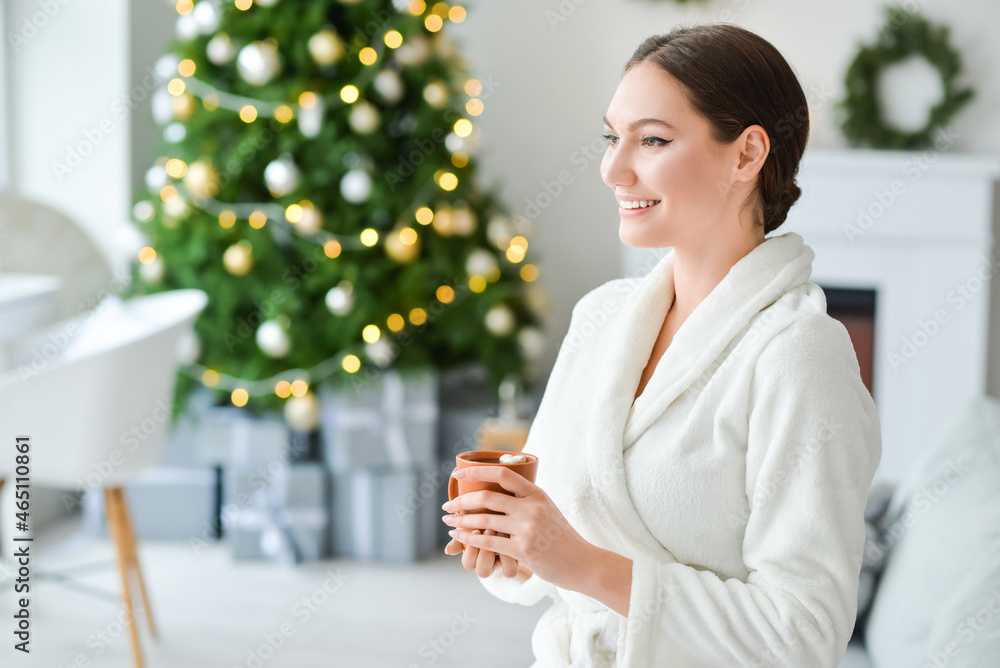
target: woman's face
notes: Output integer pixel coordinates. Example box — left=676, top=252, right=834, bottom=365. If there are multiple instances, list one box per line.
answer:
left=600, top=60, right=752, bottom=249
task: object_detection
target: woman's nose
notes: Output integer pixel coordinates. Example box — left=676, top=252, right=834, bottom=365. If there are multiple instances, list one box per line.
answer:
left=600, top=145, right=634, bottom=189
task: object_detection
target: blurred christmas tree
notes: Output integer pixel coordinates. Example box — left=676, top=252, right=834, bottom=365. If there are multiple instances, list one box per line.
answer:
left=125, top=0, right=547, bottom=425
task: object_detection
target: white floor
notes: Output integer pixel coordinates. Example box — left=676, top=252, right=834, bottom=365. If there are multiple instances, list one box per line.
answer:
left=0, top=517, right=547, bottom=667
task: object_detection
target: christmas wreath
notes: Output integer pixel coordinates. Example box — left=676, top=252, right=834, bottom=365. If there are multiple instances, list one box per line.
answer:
left=838, top=5, right=974, bottom=150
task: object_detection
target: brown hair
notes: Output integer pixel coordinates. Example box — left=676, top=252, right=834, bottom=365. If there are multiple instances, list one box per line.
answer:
left=624, top=24, right=809, bottom=234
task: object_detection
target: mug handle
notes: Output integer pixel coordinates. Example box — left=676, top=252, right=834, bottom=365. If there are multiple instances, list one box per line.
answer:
left=448, top=471, right=464, bottom=550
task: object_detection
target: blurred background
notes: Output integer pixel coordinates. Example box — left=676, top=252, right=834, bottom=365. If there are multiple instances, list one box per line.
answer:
left=0, top=0, right=999, bottom=666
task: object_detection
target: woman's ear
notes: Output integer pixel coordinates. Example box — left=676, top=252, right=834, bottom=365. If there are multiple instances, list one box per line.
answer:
left=734, top=124, right=770, bottom=181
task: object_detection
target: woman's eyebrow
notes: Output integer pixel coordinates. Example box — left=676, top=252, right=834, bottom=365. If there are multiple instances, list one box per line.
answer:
left=602, top=115, right=676, bottom=131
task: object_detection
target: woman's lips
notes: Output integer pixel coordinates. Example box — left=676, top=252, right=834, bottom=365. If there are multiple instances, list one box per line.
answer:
left=619, top=201, right=661, bottom=218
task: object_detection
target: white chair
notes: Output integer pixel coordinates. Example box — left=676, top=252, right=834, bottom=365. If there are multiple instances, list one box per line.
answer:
left=0, top=288, right=208, bottom=668
left=0, top=194, right=116, bottom=320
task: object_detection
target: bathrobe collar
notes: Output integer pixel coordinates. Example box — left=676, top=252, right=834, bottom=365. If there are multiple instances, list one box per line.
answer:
left=581, top=231, right=815, bottom=557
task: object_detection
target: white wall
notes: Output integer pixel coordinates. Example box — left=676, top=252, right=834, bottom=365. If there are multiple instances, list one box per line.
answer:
left=448, top=0, right=1000, bottom=397
left=5, top=0, right=131, bottom=277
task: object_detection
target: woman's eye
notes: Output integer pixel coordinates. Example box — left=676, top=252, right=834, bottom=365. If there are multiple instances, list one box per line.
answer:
left=601, top=133, right=670, bottom=148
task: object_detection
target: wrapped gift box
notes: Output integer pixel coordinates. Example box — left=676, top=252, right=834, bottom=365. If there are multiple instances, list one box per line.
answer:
left=330, top=463, right=448, bottom=563
left=224, top=462, right=329, bottom=563
left=229, top=507, right=328, bottom=564
left=320, top=367, right=440, bottom=472
left=82, top=465, right=221, bottom=541
left=198, top=405, right=291, bottom=466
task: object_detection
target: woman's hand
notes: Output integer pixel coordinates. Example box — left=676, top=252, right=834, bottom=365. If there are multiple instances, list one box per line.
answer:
left=443, top=531, right=520, bottom=579
left=440, top=466, right=591, bottom=591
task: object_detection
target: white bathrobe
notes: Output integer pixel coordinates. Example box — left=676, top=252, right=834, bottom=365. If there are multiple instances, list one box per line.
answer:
left=478, top=231, right=882, bottom=668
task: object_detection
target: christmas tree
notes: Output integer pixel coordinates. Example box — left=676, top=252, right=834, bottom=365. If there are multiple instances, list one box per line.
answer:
left=125, top=0, right=547, bottom=425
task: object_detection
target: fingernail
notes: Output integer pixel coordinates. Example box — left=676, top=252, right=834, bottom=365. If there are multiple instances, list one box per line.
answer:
left=441, top=501, right=452, bottom=511
left=448, top=529, right=459, bottom=537
left=451, top=468, right=467, bottom=478
left=442, top=515, right=456, bottom=524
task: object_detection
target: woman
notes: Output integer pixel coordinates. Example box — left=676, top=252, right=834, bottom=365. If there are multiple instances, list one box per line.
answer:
left=441, top=23, right=881, bottom=668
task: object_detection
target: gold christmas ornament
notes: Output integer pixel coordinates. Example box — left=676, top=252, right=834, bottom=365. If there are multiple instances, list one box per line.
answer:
left=183, top=160, right=220, bottom=200
left=308, top=29, right=344, bottom=66
left=432, top=203, right=454, bottom=235
left=223, top=240, right=253, bottom=275
left=451, top=204, right=477, bottom=236
left=171, top=93, right=196, bottom=121
left=349, top=101, right=381, bottom=134
left=385, top=227, right=421, bottom=263
left=284, top=392, right=320, bottom=432
left=422, top=80, right=449, bottom=109
left=295, top=203, right=324, bottom=235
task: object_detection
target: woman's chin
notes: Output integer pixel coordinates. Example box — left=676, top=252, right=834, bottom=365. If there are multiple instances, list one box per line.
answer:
left=619, top=220, right=670, bottom=248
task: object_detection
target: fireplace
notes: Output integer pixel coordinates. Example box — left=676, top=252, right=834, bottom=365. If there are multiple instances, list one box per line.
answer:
left=822, top=286, right=877, bottom=397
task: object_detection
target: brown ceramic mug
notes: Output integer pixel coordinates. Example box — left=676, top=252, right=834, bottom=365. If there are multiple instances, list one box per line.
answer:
left=448, top=449, right=538, bottom=550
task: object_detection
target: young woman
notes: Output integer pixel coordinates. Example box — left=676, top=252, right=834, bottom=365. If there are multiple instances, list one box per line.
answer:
left=442, top=23, right=880, bottom=668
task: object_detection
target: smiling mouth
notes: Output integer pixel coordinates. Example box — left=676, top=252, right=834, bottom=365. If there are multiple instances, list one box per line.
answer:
left=618, top=199, right=661, bottom=210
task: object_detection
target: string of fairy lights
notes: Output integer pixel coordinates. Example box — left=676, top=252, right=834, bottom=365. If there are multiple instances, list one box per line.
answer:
left=133, top=0, right=544, bottom=418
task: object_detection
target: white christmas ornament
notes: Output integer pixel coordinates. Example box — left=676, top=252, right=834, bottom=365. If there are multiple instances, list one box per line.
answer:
left=373, top=69, right=404, bottom=104
left=264, top=155, right=300, bottom=197
left=394, top=35, right=429, bottom=66
left=391, top=0, right=410, bottom=11
left=486, top=215, right=514, bottom=245
left=164, top=122, right=187, bottom=143
left=325, top=281, right=354, bottom=315
left=466, top=249, right=498, bottom=276
left=284, top=393, right=320, bottom=432
left=485, top=304, right=516, bottom=336
left=140, top=257, right=165, bottom=284
left=175, top=328, right=201, bottom=364
left=145, top=165, right=169, bottom=191
left=444, top=132, right=464, bottom=153
left=257, top=319, right=291, bottom=358
left=152, top=89, right=174, bottom=125
left=517, top=327, right=545, bottom=360
left=155, top=54, right=181, bottom=79
left=365, top=339, right=395, bottom=367
left=206, top=33, right=236, bottom=65
left=192, top=2, right=220, bottom=34
left=132, top=200, right=155, bottom=222
left=163, top=195, right=189, bottom=218
left=297, top=101, right=323, bottom=138
left=339, top=169, right=371, bottom=204
left=349, top=101, right=381, bottom=134
left=256, top=0, right=279, bottom=5
left=116, top=223, right=146, bottom=257
left=175, top=14, right=199, bottom=40
left=237, top=41, right=282, bottom=86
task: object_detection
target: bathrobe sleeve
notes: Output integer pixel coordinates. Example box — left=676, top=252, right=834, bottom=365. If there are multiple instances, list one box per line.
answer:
left=479, top=567, right=559, bottom=606
left=619, top=314, right=882, bottom=668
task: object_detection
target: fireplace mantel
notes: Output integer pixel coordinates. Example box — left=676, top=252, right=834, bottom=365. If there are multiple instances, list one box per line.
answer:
left=620, top=148, right=1000, bottom=484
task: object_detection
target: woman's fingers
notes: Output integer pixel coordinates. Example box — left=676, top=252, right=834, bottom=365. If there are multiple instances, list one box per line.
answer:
left=444, top=538, right=464, bottom=555
left=497, top=534, right=519, bottom=578
left=476, top=530, right=498, bottom=578
left=461, top=530, right=481, bottom=571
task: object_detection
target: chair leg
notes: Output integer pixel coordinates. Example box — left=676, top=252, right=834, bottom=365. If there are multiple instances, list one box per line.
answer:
left=106, top=488, right=145, bottom=668
left=113, top=488, right=158, bottom=638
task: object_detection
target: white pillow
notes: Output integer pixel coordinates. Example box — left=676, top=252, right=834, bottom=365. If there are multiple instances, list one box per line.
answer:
left=865, top=395, right=1000, bottom=666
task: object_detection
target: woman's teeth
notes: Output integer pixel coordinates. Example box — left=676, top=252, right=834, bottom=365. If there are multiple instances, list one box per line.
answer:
left=619, top=200, right=660, bottom=209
